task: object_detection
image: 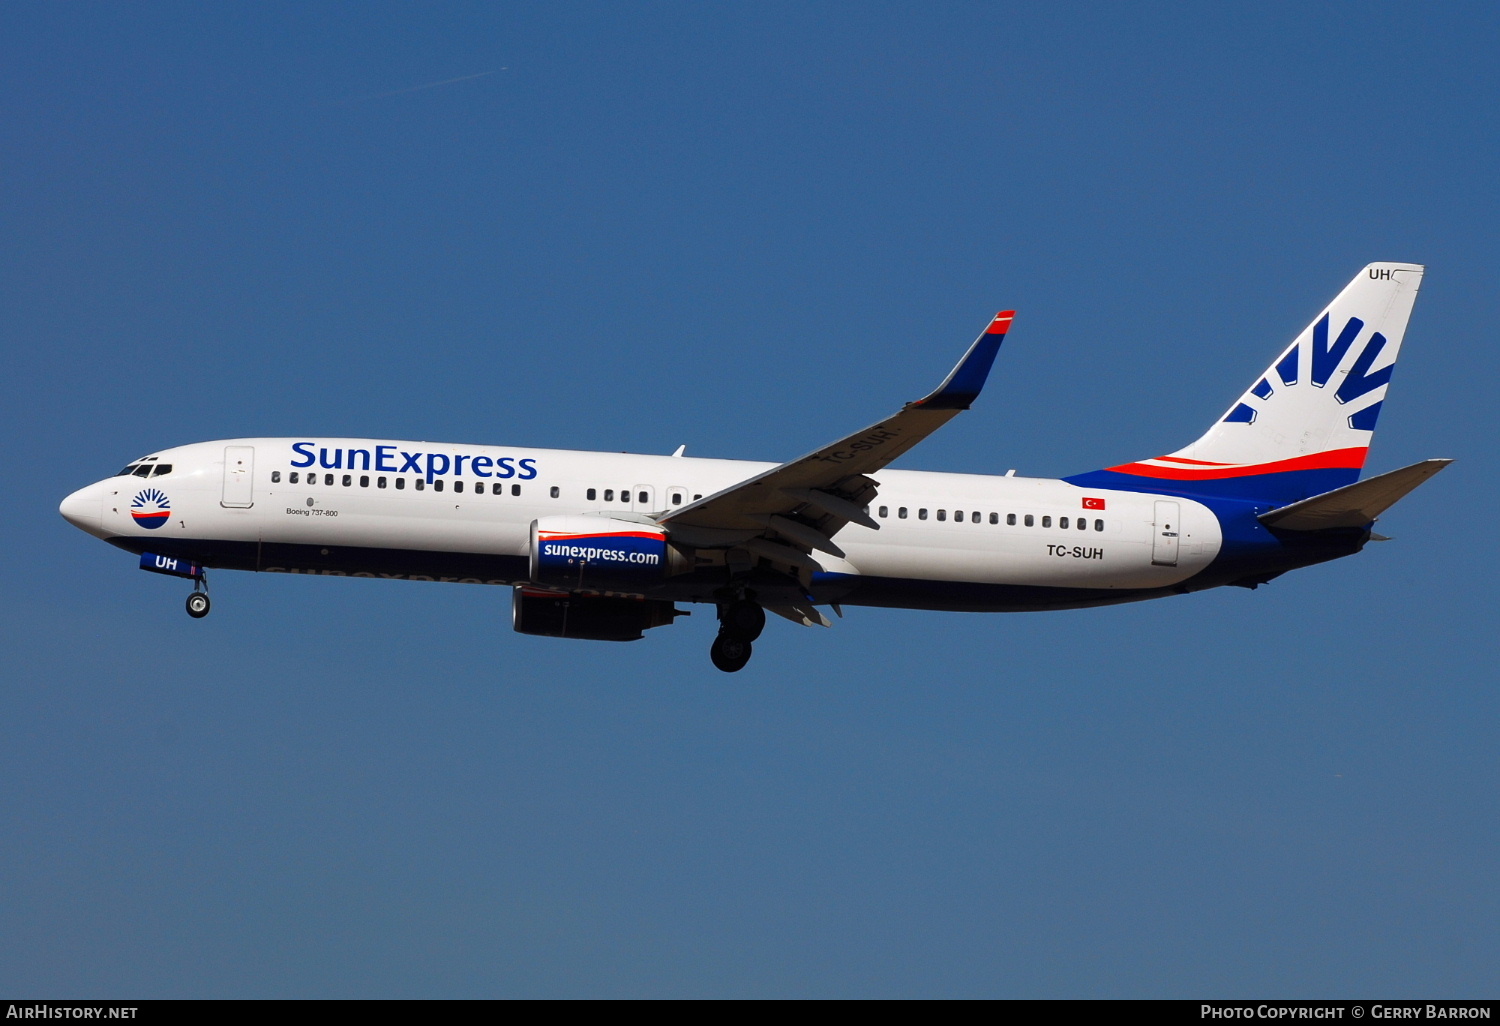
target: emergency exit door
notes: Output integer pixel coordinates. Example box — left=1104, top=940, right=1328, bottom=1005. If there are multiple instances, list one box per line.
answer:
left=1151, top=500, right=1180, bottom=566
left=222, top=446, right=255, bottom=508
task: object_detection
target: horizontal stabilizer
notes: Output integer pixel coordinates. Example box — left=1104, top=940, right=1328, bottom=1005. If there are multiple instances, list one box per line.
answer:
left=1258, top=459, right=1452, bottom=531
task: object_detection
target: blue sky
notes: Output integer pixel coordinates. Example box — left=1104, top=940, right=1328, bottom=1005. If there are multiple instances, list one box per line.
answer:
left=4, top=2, right=1497, bottom=997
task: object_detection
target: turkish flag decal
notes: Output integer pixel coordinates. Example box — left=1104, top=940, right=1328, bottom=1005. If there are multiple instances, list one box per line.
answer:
left=1082, top=497, right=1107, bottom=510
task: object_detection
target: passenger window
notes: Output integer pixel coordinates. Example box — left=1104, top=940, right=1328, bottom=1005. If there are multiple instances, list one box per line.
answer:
left=342, top=474, right=352, bottom=487
left=1095, top=519, right=1104, bottom=531
left=325, top=474, right=334, bottom=486
left=271, top=471, right=281, bottom=483
left=604, top=489, right=614, bottom=502
left=1078, top=518, right=1086, bottom=531
left=954, top=510, right=963, bottom=522
left=511, top=484, right=521, bottom=496
left=637, top=491, right=647, bottom=504
left=972, top=511, right=980, bottom=524
left=378, top=477, right=387, bottom=488
left=1024, top=514, right=1034, bottom=527
left=1042, top=516, right=1051, bottom=528
left=396, top=478, right=405, bottom=490
left=1060, top=517, right=1069, bottom=529
left=360, top=475, right=369, bottom=488
left=898, top=507, right=908, bottom=519
left=693, top=494, right=702, bottom=500
left=937, top=510, right=947, bottom=521
left=415, top=480, right=425, bottom=491
left=289, top=472, right=299, bottom=484
left=671, top=492, right=683, bottom=505
left=587, top=488, right=597, bottom=501
left=918, top=509, right=928, bottom=520
left=1006, top=513, right=1016, bottom=525
left=878, top=506, right=888, bottom=518
left=434, top=480, right=444, bottom=492
left=550, top=486, right=560, bottom=498
left=494, top=483, right=504, bottom=494
left=454, top=480, right=464, bottom=493
left=990, top=512, right=998, bottom=524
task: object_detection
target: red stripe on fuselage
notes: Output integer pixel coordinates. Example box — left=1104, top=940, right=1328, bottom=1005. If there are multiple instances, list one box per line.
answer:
left=1106, top=447, right=1368, bottom=480
left=537, top=531, right=664, bottom=542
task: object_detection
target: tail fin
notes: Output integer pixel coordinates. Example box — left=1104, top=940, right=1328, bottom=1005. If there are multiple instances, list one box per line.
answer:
left=1067, top=263, right=1424, bottom=504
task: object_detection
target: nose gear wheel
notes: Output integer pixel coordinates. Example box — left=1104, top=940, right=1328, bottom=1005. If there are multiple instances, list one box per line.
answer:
left=185, top=571, right=210, bottom=618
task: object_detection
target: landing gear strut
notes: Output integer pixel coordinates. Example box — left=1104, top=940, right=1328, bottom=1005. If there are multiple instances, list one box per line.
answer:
left=710, top=596, right=765, bottom=672
left=719, top=599, right=765, bottom=642
left=185, top=573, right=210, bottom=619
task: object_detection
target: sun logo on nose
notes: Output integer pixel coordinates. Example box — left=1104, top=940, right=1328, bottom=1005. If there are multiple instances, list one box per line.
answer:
left=130, top=488, right=171, bottom=529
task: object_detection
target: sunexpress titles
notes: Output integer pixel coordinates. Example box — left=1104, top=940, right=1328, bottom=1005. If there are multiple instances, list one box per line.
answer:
left=290, top=443, right=538, bottom=485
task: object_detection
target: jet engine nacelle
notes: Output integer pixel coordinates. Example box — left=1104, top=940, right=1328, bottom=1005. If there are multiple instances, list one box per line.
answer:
left=512, top=587, right=680, bottom=642
left=529, top=515, right=691, bottom=592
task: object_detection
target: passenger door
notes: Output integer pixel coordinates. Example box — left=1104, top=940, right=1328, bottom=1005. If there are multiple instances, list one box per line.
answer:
left=222, top=446, right=255, bottom=508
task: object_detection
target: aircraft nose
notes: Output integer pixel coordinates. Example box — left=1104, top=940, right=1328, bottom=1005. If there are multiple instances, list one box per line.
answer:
left=59, top=482, right=105, bottom=536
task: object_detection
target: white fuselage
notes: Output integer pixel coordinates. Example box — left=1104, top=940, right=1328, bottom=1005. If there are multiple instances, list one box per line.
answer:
left=63, top=437, right=1224, bottom=610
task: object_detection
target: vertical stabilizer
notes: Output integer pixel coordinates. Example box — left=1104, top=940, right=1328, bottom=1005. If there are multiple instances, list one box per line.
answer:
left=1067, top=263, right=1424, bottom=503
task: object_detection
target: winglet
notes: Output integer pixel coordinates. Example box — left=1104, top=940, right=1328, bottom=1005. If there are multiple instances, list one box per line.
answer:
left=913, top=311, right=1015, bottom=410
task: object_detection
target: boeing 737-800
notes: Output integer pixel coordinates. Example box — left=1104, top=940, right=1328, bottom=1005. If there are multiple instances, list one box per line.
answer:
left=60, top=263, right=1448, bottom=671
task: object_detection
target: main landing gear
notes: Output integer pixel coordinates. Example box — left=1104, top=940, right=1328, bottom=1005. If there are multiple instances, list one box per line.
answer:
left=185, top=573, right=210, bottom=619
left=710, top=597, right=765, bottom=673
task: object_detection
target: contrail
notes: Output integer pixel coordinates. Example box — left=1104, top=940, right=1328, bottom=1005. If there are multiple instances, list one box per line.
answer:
left=339, top=69, right=505, bottom=105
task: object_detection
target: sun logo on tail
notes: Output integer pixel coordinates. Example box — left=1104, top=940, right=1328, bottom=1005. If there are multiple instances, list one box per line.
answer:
left=131, top=487, right=171, bottom=529
left=1222, top=314, right=1393, bottom=432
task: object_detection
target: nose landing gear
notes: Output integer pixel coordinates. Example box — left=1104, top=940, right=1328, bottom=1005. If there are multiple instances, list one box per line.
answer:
left=710, top=596, right=765, bottom=672
left=185, top=573, right=210, bottom=618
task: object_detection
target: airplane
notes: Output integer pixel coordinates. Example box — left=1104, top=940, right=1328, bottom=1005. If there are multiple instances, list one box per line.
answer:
left=59, top=263, right=1449, bottom=672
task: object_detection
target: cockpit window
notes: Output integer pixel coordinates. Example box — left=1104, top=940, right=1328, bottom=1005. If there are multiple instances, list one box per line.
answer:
left=120, top=455, right=160, bottom=477
left=150, top=464, right=172, bottom=477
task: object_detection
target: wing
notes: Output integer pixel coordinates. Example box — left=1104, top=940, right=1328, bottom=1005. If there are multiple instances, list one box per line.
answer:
left=658, top=311, right=1015, bottom=574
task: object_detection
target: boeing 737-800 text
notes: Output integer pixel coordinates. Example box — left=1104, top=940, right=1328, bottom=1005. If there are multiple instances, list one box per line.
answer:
left=60, top=264, right=1448, bottom=671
